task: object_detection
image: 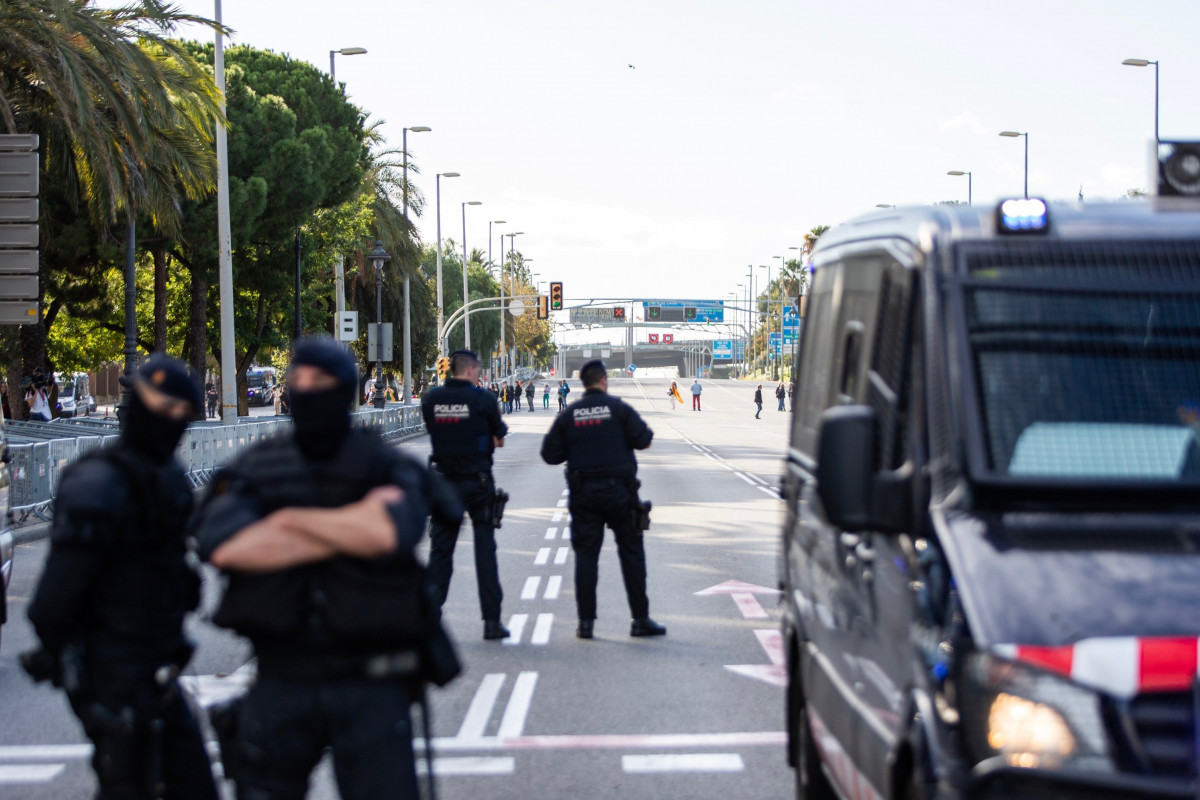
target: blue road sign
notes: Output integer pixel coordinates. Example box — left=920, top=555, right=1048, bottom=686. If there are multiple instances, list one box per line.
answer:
left=628, top=364, right=637, bottom=373
left=641, top=300, right=725, bottom=323
left=712, top=340, right=733, bottom=360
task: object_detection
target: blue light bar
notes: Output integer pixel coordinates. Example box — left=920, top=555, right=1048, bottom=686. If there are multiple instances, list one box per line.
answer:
left=997, top=198, right=1049, bottom=234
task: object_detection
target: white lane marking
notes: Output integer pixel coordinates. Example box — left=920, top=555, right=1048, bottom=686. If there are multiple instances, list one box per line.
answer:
left=721, top=464, right=736, bottom=471
left=521, top=576, right=542, bottom=601
left=622, top=753, right=744, bottom=774
left=747, top=473, right=769, bottom=486
left=418, top=757, right=515, bottom=777
left=562, top=489, right=569, bottom=496
left=497, top=672, right=539, bottom=739
left=531, top=614, right=554, bottom=645
left=724, top=629, right=787, bottom=687
left=544, top=575, right=563, bottom=600
left=456, top=673, right=507, bottom=740
left=0, top=764, right=67, bottom=783
left=421, top=731, right=786, bottom=752
left=691, top=445, right=704, bottom=452
left=0, top=746, right=91, bottom=760
left=556, top=499, right=568, bottom=508
left=734, top=472, right=757, bottom=486
left=503, top=614, right=529, bottom=646
left=534, top=548, right=550, bottom=566
left=551, top=510, right=565, bottom=522
left=554, top=547, right=570, bottom=565
left=545, top=527, right=558, bottom=540
left=731, top=592, right=769, bottom=619
left=758, top=486, right=780, bottom=498
left=562, top=528, right=571, bottom=540
left=703, top=453, right=717, bottom=461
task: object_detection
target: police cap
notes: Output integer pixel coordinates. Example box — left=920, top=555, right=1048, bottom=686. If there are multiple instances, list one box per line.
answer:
left=135, top=354, right=202, bottom=409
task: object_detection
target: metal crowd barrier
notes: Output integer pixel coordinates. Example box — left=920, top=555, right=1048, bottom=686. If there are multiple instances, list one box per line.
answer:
left=7, top=406, right=426, bottom=526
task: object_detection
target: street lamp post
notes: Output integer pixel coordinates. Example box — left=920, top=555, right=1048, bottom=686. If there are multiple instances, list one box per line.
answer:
left=435, top=171, right=460, bottom=357
left=401, top=125, right=430, bottom=404
left=369, top=241, right=391, bottom=409
left=502, top=232, right=524, bottom=375
left=461, top=200, right=482, bottom=349
left=947, top=170, right=973, bottom=205
left=329, top=46, right=367, bottom=85
left=489, top=219, right=505, bottom=376
left=1122, top=58, right=1160, bottom=145
left=746, top=266, right=755, bottom=374
left=759, top=264, right=770, bottom=377
left=999, top=131, right=1029, bottom=198
left=736, top=283, right=744, bottom=375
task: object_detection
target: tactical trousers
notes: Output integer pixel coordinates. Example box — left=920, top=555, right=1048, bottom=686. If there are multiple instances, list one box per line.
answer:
left=70, top=673, right=217, bottom=800
left=428, top=474, right=504, bottom=621
left=233, top=675, right=417, bottom=800
left=568, top=478, right=649, bottom=621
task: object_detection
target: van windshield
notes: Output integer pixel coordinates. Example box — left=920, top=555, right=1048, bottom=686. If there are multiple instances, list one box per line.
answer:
left=247, top=373, right=268, bottom=388
left=963, top=242, right=1200, bottom=482
left=56, top=381, right=75, bottom=399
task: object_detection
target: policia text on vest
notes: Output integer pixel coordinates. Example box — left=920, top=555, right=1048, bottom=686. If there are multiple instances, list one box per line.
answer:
left=540, top=359, right=667, bottom=640
left=422, top=349, right=513, bottom=641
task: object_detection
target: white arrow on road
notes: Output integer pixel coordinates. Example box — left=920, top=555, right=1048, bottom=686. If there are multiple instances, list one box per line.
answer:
left=725, top=629, right=786, bottom=688
left=695, top=580, right=780, bottom=620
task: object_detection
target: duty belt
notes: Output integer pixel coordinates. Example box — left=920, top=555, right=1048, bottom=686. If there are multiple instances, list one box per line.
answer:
left=258, top=650, right=420, bottom=681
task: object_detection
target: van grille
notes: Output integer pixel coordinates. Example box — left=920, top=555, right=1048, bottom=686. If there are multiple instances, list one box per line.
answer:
left=1116, top=691, right=1198, bottom=778
left=962, top=239, right=1200, bottom=282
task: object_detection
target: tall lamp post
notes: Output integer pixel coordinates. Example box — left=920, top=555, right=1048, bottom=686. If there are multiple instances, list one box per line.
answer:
left=999, top=131, right=1029, bottom=198
left=370, top=241, right=391, bottom=409
left=401, top=125, right=430, bottom=404
left=759, top=264, right=771, bottom=377
left=773, top=255, right=786, bottom=380
left=214, top=0, right=236, bottom=422
left=435, top=171, right=461, bottom=357
left=947, top=170, right=973, bottom=205
left=1122, top=58, right=1160, bottom=145
left=328, top=47, right=367, bottom=333
left=489, top=219, right=505, bottom=376
left=502, top=232, right=524, bottom=375
left=461, top=200, right=482, bottom=349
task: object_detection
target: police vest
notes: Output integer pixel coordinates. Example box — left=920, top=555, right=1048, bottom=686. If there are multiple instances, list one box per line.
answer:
left=54, top=445, right=200, bottom=661
left=423, top=382, right=494, bottom=467
left=563, top=395, right=639, bottom=478
left=211, top=429, right=427, bottom=651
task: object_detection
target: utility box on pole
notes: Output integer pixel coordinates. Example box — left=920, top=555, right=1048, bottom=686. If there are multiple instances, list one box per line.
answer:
left=0, top=134, right=39, bottom=326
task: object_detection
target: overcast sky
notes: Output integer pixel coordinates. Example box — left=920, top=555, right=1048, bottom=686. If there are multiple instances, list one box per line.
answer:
left=168, top=0, right=1199, bottom=306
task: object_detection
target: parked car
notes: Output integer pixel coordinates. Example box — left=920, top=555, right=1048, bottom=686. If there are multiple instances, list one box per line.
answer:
left=781, top=198, right=1200, bottom=799
left=53, top=372, right=94, bottom=418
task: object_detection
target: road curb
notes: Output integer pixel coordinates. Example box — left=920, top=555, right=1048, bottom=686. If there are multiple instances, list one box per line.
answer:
left=14, top=521, right=51, bottom=545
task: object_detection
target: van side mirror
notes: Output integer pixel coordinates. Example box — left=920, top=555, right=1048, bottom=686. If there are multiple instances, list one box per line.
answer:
left=815, top=405, right=912, bottom=533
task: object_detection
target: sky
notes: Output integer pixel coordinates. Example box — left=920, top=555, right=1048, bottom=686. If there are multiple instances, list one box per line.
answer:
left=165, top=0, right=1200, bottom=309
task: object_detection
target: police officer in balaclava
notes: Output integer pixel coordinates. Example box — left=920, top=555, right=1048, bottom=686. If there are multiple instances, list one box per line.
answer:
left=26, top=354, right=218, bottom=800
left=193, top=336, right=460, bottom=800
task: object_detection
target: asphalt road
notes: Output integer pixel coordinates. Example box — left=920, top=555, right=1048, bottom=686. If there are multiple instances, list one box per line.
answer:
left=0, top=376, right=797, bottom=799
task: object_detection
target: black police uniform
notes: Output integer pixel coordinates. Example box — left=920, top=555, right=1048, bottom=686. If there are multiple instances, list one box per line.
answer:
left=193, top=338, right=461, bottom=800
left=27, top=360, right=217, bottom=800
left=540, top=381, right=663, bottom=635
left=421, top=376, right=509, bottom=628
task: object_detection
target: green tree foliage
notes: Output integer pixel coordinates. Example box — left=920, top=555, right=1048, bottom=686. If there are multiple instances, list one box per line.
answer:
left=420, top=241, right=502, bottom=360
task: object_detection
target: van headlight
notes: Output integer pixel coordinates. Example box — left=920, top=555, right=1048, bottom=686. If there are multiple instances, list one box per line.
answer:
left=963, top=653, right=1113, bottom=772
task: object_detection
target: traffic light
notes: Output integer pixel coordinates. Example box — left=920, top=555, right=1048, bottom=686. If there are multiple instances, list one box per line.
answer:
left=549, top=282, right=563, bottom=310
left=537, top=295, right=549, bottom=319
left=613, top=307, right=626, bottom=321
left=684, top=306, right=697, bottom=320
left=647, top=306, right=661, bottom=320
left=437, top=356, right=450, bottom=379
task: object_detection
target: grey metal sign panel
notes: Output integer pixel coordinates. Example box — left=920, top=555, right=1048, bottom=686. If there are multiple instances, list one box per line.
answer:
left=0, top=274, right=38, bottom=299
left=367, top=322, right=393, bottom=362
left=0, top=300, right=38, bottom=325
left=0, top=198, right=38, bottom=222
left=0, top=224, right=37, bottom=247
left=0, top=153, right=38, bottom=196
left=0, top=250, right=37, bottom=274
left=569, top=307, right=616, bottom=324
left=0, top=134, right=39, bottom=152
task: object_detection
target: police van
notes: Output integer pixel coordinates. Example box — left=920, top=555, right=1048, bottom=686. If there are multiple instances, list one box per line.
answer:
left=0, top=396, right=14, bottom=650
left=782, top=193, right=1200, bottom=798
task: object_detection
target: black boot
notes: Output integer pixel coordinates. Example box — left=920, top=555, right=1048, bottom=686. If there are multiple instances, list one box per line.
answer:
left=484, top=620, right=511, bottom=640
left=576, top=620, right=594, bottom=639
left=630, top=617, right=667, bottom=637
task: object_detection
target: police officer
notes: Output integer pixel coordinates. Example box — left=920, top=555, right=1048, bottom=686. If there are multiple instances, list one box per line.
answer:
left=422, top=349, right=511, bottom=640
left=192, top=337, right=461, bottom=800
left=540, top=359, right=667, bottom=639
left=26, top=354, right=218, bottom=800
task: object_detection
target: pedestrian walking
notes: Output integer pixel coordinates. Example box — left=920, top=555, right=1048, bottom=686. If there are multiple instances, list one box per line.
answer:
left=754, top=384, right=764, bottom=419
left=525, top=381, right=535, bottom=411
left=775, top=381, right=786, bottom=411
left=193, top=337, right=461, bottom=800
left=423, top=349, right=512, bottom=640
left=543, top=383, right=550, bottom=409
left=690, top=378, right=702, bottom=411
left=205, top=381, right=219, bottom=419
left=668, top=381, right=683, bottom=409
left=514, top=380, right=523, bottom=411
left=25, top=355, right=218, bottom=800
left=541, top=360, right=666, bottom=640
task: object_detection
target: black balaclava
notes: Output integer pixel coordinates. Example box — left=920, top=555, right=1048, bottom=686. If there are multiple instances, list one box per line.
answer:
left=289, top=337, right=358, bottom=459
left=122, top=354, right=202, bottom=463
